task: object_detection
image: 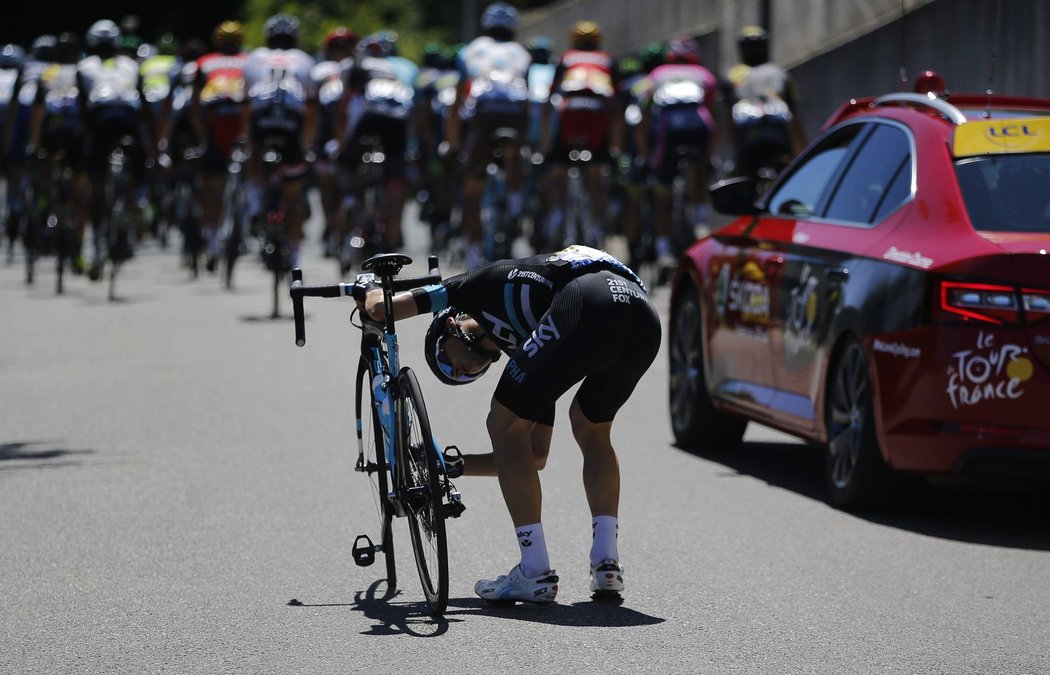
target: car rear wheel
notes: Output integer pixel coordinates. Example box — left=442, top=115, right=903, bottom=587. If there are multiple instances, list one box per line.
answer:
left=669, top=287, right=748, bottom=450
left=824, top=338, right=897, bottom=509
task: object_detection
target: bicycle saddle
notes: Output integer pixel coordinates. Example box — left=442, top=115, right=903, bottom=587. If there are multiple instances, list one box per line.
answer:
left=362, top=252, right=412, bottom=277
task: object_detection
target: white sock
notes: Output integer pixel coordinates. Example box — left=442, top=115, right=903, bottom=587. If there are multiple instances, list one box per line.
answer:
left=515, top=523, right=551, bottom=577
left=590, top=515, right=619, bottom=566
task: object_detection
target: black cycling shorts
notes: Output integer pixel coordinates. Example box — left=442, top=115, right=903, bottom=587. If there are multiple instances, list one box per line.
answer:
left=465, top=109, right=528, bottom=178
left=343, top=112, right=408, bottom=181
left=493, top=270, right=661, bottom=425
left=83, top=106, right=145, bottom=180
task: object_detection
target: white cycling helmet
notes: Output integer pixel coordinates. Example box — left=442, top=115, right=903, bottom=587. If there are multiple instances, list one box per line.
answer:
left=85, top=20, right=121, bottom=50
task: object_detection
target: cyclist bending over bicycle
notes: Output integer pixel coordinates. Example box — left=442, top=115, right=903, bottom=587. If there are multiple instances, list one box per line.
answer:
left=242, top=14, right=317, bottom=271
left=357, top=244, right=660, bottom=604
left=446, top=3, right=531, bottom=269
left=636, top=37, right=721, bottom=275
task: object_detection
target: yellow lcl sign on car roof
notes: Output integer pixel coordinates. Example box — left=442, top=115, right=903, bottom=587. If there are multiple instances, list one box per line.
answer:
left=953, top=118, right=1050, bottom=157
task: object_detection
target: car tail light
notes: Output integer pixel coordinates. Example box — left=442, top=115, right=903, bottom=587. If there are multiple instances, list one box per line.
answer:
left=1022, top=287, right=1050, bottom=325
left=939, top=281, right=1018, bottom=325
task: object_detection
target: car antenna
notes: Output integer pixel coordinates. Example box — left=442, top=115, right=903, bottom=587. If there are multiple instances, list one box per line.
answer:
left=985, top=0, right=1004, bottom=118
left=896, top=0, right=908, bottom=91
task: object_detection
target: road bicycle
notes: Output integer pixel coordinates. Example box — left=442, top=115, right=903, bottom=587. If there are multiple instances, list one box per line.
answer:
left=217, top=145, right=249, bottom=290
left=91, top=136, right=142, bottom=301
left=289, top=253, right=464, bottom=616
left=480, top=127, right=521, bottom=262
left=335, top=135, right=388, bottom=276
left=25, top=147, right=78, bottom=294
left=257, top=147, right=292, bottom=319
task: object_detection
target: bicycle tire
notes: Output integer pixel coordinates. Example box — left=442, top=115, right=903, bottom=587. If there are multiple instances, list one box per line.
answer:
left=356, top=354, right=397, bottom=590
left=395, top=367, right=448, bottom=614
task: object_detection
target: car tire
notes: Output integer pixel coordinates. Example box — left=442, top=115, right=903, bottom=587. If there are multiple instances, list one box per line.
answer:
left=669, top=286, right=748, bottom=451
left=824, top=338, right=899, bottom=509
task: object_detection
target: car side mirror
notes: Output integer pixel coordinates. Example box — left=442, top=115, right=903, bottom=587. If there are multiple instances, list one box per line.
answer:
left=709, top=177, right=760, bottom=216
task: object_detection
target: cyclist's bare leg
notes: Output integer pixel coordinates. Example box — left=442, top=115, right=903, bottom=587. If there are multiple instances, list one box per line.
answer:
left=487, top=400, right=543, bottom=526
left=462, top=174, right=484, bottom=263
left=382, top=178, right=406, bottom=249
left=201, top=173, right=224, bottom=259
left=569, top=399, right=619, bottom=518
left=282, top=177, right=305, bottom=252
left=460, top=422, right=551, bottom=476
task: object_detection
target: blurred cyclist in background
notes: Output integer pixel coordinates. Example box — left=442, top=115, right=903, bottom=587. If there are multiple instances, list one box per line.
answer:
left=413, top=41, right=460, bottom=251
left=335, top=30, right=415, bottom=261
left=77, top=19, right=155, bottom=279
left=447, top=2, right=531, bottom=269
left=311, top=26, right=355, bottom=258
left=1, top=42, right=27, bottom=260
left=242, top=13, right=317, bottom=270
left=27, top=32, right=88, bottom=270
left=637, top=36, right=720, bottom=276
left=523, top=36, right=556, bottom=251
left=192, top=20, right=247, bottom=271
left=541, top=20, right=620, bottom=250
left=723, top=25, right=805, bottom=185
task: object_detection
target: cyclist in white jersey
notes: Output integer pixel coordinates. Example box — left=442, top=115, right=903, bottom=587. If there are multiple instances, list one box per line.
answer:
left=446, top=2, right=531, bottom=268
left=241, top=13, right=317, bottom=269
left=76, top=19, right=155, bottom=280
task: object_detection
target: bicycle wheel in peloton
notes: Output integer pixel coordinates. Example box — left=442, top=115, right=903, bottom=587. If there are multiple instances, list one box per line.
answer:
left=395, top=367, right=448, bottom=614
left=356, top=355, right=397, bottom=591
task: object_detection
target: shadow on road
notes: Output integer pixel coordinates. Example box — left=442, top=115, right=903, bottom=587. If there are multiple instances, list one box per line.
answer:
left=0, top=440, right=94, bottom=469
left=676, top=440, right=1050, bottom=551
left=287, top=579, right=664, bottom=636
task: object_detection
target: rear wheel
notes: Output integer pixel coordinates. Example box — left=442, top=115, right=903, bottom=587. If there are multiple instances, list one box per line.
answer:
left=669, top=287, right=748, bottom=450
left=396, top=367, right=448, bottom=615
left=824, top=338, right=898, bottom=509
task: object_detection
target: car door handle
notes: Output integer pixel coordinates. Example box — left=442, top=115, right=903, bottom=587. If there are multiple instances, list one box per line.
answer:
left=825, top=267, right=849, bottom=281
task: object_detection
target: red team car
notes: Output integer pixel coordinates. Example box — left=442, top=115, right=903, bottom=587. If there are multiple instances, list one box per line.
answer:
left=668, top=90, right=1050, bottom=509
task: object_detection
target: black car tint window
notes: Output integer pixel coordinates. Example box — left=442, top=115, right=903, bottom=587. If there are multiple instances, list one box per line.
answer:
left=824, top=124, right=910, bottom=224
left=766, top=124, right=865, bottom=218
left=956, top=155, right=1050, bottom=234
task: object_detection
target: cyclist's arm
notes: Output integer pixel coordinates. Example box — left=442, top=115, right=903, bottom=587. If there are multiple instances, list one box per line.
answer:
left=361, top=287, right=427, bottom=322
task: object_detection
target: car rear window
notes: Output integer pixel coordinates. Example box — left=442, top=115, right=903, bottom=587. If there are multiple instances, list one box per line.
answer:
left=955, top=155, right=1050, bottom=233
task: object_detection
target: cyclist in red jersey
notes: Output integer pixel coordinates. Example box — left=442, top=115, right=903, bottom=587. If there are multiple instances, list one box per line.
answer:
left=191, top=21, right=247, bottom=271
left=540, top=21, right=620, bottom=250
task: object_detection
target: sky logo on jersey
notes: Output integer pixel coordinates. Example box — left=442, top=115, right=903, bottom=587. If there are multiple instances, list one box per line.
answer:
left=522, top=316, right=560, bottom=357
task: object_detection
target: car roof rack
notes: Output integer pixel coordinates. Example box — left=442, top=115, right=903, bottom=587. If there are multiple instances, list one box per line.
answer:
left=871, top=93, right=967, bottom=125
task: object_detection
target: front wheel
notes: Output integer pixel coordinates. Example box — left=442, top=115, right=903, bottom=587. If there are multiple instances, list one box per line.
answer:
left=395, top=367, right=448, bottom=615
left=824, top=339, right=899, bottom=510
left=669, top=287, right=748, bottom=450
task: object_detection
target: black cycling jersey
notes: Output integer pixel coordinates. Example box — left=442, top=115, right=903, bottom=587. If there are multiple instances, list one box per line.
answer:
left=415, top=246, right=659, bottom=424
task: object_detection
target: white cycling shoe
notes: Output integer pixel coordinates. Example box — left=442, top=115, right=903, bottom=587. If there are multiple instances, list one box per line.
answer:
left=475, top=564, right=559, bottom=604
left=590, top=559, right=625, bottom=595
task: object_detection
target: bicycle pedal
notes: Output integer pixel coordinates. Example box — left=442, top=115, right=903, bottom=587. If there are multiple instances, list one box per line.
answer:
left=352, top=534, right=377, bottom=567
left=444, top=489, right=465, bottom=518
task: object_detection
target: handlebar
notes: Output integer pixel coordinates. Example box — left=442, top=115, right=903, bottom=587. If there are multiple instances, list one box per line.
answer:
left=290, top=254, right=441, bottom=347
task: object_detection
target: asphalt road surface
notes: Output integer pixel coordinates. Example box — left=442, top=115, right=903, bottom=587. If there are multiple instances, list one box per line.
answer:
left=2, top=204, right=1048, bottom=673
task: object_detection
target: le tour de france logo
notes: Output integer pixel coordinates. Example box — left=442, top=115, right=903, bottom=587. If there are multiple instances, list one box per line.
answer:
left=946, top=330, right=1035, bottom=410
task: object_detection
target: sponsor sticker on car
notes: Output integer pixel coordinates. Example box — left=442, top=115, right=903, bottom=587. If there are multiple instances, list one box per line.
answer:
left=953, top=117, right=1050, bottom=157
